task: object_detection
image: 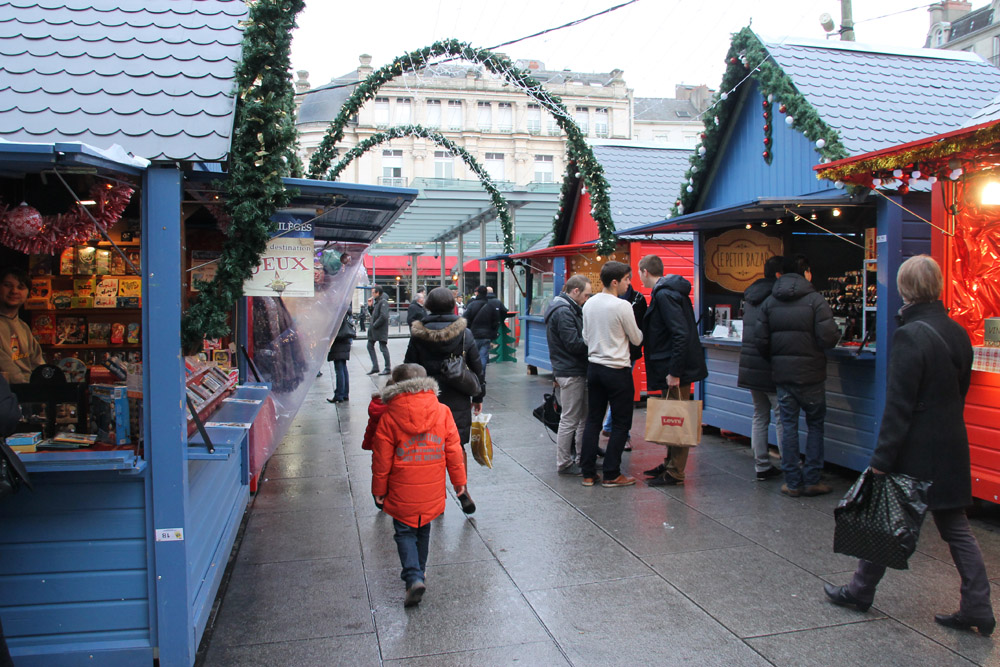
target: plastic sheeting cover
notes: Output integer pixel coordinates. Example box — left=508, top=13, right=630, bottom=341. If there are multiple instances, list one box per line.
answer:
left=249, top=242, right=368, bottom=470
left=946, top=191, right=1000, bottom=346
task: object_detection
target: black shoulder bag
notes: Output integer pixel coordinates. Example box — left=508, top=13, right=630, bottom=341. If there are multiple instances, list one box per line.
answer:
left=439, top=331, right=482, bottom=396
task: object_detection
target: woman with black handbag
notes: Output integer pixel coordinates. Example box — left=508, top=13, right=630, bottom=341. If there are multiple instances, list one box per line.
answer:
left=326, top=307, right=355, bottom=404
left=405, top=287, right=485, bottom=514
left=824, top=255, right=995, bottom=636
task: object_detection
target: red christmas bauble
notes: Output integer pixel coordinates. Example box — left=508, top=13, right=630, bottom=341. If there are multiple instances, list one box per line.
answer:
left=779, top=104, right=787, bottom=113
left=764, top=125, right=770, bottom=132
left=897, top=183, right=909, bottom=195
left=700, top=132, right=707, bottom=140
left=763, top=112, right=770, bottom=120
left=763, top=137, right=770, bottom=145
left=4, top=202, right=43, bottom=238
left=763, top=151, right=770, bottom=159
left=762, top=100, right=769, bottom=109
left=729, top=56, right=738, bottom=64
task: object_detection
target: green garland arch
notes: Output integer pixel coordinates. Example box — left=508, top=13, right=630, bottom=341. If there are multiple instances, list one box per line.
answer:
left=329, top=125, right=514, bottom=251
left=672, top=27, right=850, bottom=217
left=180, top=0, right=304, bottom=348
left=305, top=38, right=617, bottom=255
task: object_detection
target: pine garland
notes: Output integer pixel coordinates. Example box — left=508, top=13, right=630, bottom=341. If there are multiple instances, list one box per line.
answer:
left=671, top=27, right=850, bottom=218
left=329, top=125, right=515, bottom=251
left=180, top=0, right=304, bottom=348
left=305, top=39, right=617, bottom=255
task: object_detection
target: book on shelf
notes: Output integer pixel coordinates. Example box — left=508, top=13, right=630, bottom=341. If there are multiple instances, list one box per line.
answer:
left=110, top=323, right=125, bottom=345
left=72, top=276, right=96, bottom=308
left=87, top=322, right=111, bottom=345
left=59, top=247, right=75, bottom=275
left=95, top=277, right=119, bottom=308
left=96, top=249, right=112, bottom=275
left=126, top=322, right=140, bottom=344
left=7, top=432, right=42, bottom=446
left=75, top=246, right=97, bottom=275
left=51, top=289, right=73, bottom=309
left=51, top=431, right=97, bottom=445
left=30, top=313, right=56, bottom=344
left=118, top=277, right=141, bottom=299
left=55, top=316, right=87, bottom=345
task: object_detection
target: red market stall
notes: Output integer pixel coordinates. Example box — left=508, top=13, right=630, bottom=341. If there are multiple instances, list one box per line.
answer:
left=817, top=118, right=1000, bottom=503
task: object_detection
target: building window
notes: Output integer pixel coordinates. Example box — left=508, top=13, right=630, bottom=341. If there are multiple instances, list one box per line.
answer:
left=534, top=154, right=554, bottom=183
left=477, top=102, right=492, bottom=132
left=497, top=102, right=513, bottom=133
left=394, top=98, right=411, bottom=125
left=547, top=112, right=561, bottom=136
left=935, top=28, right=945, bottom=46
left=426, top=99, right=442, bottom=128
left=485, top=152, right=504, bottom=182
left=526, top=104, right=542, bottom=134
left=574, top=107, right=589, bottom=136
left=447, top=100, right=462, bottom=130
left=594, top=108, right=609, bottom=138
left=434, top=150, right=454, bottom=179
left=374, top=97, right=389, bottom=128
left=381, top=149, right=404, bottom=186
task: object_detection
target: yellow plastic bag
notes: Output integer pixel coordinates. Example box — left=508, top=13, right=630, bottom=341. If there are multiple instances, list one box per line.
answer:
left=470, top=413, right=493, bottom=468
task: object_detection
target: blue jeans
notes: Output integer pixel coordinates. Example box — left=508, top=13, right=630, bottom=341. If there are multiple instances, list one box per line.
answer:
left=475, top=338, right=491, bottom=369
left=333, top=359, right=349, bottom=400
left=776, top=382, right=826, bottom=489
left=393, top=519, right=430, bottom=586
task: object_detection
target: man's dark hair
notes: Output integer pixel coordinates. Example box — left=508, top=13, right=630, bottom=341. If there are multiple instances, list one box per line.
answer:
left=0, top=268, right=29, bottom=288
left=764, top=255, right=784, bottom=280
left=475, top=285, right=488, bottom=297
left=599, top=261, right=630, bottom=288
left=425, top=286, right=456, bottom=314
left=563, top=274, right=590, bottom=294
left=638, top=254, right=663, bottom=277
left=782, top=254, right=810, bottom=276
left=372, top=285, right=383, bottom=296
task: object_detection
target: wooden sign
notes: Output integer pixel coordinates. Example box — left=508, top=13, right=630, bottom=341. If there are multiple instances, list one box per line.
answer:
left=704, top=229, right=783, bottom=293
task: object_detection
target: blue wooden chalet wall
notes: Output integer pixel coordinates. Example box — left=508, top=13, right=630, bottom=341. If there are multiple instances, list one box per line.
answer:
left=702, top=82, right=831, bottom=209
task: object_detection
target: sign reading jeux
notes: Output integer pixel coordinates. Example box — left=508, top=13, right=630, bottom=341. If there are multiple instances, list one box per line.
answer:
left=244, top=214, right=315, bottom=298
left=704, top=228, right=783, bottom=293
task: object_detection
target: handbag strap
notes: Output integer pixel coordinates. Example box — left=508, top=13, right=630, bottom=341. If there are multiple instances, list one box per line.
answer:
left=912, top=321, right=960, bottom=369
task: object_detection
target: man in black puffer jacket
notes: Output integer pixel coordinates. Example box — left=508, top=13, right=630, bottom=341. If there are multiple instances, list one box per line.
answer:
left=755, top=254, right=840, bottom=497
left=638, top=255, right=707, bottom=487
left=738, top=255, right=785, bottom=481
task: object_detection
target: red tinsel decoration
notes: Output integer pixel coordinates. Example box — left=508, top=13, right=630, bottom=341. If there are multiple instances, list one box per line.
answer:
left=0, top=181, right=134, bottom=255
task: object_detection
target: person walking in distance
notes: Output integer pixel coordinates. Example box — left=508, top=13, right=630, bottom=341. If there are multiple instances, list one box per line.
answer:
left=824, top=255, right=994, bottom=637
left=463, top=285, right=508, bottom=370
left=755, top=254, right=840, bottom=497
left=579, top=261, right=643, bottom=488
left=407, top=289, right=426, bottom=326
left=367, top=285, right=391, bottom=376
left=738, top=255, right=785, bottom=480
left=636, top=255, right=707, bottom=487
left=544, top=275, right=593, bottom=475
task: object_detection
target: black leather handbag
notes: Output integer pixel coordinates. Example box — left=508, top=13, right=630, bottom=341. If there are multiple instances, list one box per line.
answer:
left=532, top=392, right=561, bottom=433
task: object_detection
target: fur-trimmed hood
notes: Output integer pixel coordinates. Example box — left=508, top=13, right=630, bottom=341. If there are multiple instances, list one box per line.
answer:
left=380, top=376, right=439, bottom=402
left=409, top=317, right=467, bottom=344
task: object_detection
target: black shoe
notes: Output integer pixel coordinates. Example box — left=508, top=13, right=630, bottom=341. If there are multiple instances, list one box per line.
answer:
left=647, top=473, right=682, bottom=487
left=756, top=466, right=783, bottom=481
left=458, top=492, right=476, bottom=515
left=404, top=581, right=426, bottom=608
left=326, top=398, right=338, bottom=404
left=934, top=611, right=996, bottom=636
left=316, top=371, right=323, bottom=377
left=379, top=369, right=392, bottom=376
left=367, top=368, right=379, bottom=375
left=623, top=439, right=632, bottom=452
left=823, top=583, right=872, bottom=612
left=596, top=447, right=606, bottom=458
left=644, top=463, right=667, bottom=477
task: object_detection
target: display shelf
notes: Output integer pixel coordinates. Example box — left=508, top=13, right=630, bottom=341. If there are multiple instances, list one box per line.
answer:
left=20, top=448, right=145, bottom=474
left=45, top=343, right=141, bottom=349
left=185, top=365, right=238, bottom=437
left=28, top=308, right=141, bottom=315
left=187, top=383, right=268, bottom=459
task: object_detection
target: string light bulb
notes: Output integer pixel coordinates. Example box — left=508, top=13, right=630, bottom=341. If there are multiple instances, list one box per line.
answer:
left=745, top=223, right=752, bottom=229
left=832, top=208, right=841, bottom=217
left=982, top=181, right=1000, bottom=205
left=810, top=212, right=817, bottom=220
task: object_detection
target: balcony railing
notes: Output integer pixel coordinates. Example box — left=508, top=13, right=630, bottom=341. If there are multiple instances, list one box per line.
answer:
left=378, top=177, right=408, bottom=187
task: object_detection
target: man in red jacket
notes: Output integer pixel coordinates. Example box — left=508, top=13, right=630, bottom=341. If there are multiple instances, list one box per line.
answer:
left=371, top=364, right=467, bottom=607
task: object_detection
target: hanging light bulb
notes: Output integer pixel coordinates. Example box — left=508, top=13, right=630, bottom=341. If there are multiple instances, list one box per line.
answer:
left=745, top=223, right=752, bottom=229
left=832, top=208, right=841, bottom=217
left=928, top=175, right=938, bottom=184
left=911, top=170, right=922, bottom=180
left=810, top=212, right=817, bottom=220
left=872, top=178, right=882, bottom=188
left=834, top=180, right=845, bottom=189
left=776, top=218, right=783, bottom=225
left=982, top=181, right=1000, bottom=205
left=761, top=221, right=768, bottom=227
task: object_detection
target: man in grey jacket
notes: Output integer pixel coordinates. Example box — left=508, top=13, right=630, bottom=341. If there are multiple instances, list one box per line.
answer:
left=755, top=254, right=840, bottom=497
left=367, top=286, right=391, bottom=376
left=544, top=275, right=592, bottom=475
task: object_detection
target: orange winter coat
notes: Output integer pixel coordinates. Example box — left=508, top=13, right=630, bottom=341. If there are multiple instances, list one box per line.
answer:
left=371, top=377, right=466, bottom=528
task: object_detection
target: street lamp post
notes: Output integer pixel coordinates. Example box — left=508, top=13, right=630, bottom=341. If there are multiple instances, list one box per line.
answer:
left=395, top=275, right=401, bottom=334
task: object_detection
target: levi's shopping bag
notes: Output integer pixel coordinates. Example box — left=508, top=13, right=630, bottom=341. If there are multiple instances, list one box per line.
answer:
left=645, top=387, right=702, bottom=447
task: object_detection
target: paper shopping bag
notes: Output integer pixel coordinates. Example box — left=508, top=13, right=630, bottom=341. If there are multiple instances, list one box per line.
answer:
left=645, top=396, right=702, bottom=446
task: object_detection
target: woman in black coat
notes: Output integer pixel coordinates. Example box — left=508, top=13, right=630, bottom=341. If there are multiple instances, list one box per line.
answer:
left=404, top=287, right=485, bottom=513
left=326, top=308, right=354, bottom=403
left=825, top=255, right=994, bottom=636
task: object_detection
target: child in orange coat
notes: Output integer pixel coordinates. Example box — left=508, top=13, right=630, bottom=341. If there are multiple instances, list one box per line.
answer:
left=371, top=363, right=466, bottom=608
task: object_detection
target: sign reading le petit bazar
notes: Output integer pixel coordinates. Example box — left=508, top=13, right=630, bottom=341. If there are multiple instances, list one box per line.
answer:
left=705, top=228, right=783, bottom=293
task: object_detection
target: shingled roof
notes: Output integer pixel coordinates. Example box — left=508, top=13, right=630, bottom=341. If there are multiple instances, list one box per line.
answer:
left=592, top=143, right=692, bottom=237
left=0, top=0, right=246, bottom=162
left=760, top=35, right=1000, bottom=155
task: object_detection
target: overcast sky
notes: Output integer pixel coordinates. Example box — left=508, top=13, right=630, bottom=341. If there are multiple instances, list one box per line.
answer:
left=290, top=0, right=952, bottom=98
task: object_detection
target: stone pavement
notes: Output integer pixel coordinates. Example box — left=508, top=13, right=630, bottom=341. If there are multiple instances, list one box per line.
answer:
left=200, top=338, right=1000, bottom=666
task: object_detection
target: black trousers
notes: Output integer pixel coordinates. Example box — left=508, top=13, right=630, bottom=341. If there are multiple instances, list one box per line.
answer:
left=848, top=507, right=993, bottom=617
left=580, top=363, right=634, bottom=480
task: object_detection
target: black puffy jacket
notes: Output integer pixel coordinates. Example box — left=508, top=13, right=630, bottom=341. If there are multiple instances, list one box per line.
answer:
left=404, top=315, right=486, bottom=444
left=544, top=294, right=588, bottom=377
left=642, top=275, right=707, bottom=391
left=464, top=295, right=508, bottom=340
left=754, top=274, right=840, bottom=386
left=737, top=278, right=776, bottom=392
